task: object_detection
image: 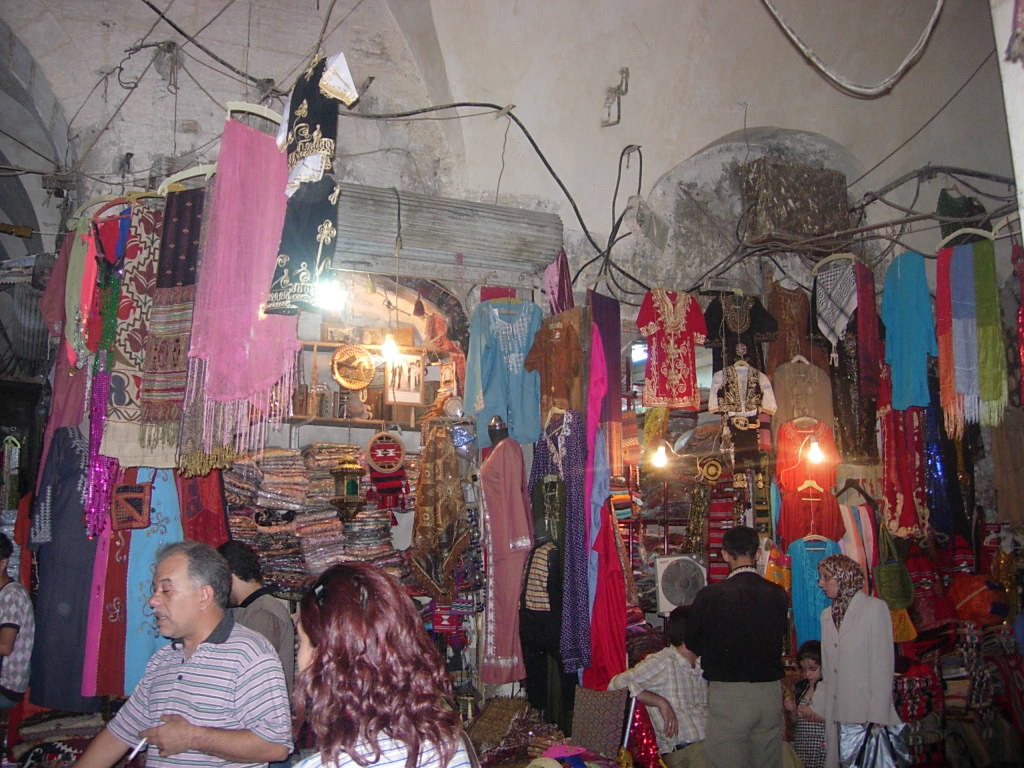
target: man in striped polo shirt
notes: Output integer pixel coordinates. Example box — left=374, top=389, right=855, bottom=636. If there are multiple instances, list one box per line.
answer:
left=75, top=541, right=293, bottom=768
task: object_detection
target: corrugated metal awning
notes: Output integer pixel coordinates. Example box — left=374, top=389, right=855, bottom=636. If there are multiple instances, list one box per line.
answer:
left=331, top=183, right=563, bottom=287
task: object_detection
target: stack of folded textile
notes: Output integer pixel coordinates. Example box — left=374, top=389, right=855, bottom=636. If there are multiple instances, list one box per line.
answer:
left=222, top=458, right=261, bottom=506
left=256, top=448, right=309, bottom=511
left=295, top=508, right=345, bottom=575
left=341, top=503, right=394, bottom=559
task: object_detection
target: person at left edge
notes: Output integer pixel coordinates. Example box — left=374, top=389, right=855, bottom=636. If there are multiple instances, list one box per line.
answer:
left=73, top=540, right=293, bottom=767
left=0, top=532, right=33, bottom=708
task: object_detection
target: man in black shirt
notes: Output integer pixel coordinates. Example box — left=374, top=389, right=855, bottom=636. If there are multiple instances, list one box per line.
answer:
left=685, top=526, right=788, bottom=768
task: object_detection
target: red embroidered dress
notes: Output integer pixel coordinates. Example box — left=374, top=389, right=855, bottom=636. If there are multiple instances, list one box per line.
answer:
left=636, top=289, right=707, bottom=409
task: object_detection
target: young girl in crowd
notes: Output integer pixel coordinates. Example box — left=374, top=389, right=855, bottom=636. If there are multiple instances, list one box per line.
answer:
left=788, top=641, right=826, bottom=768
left=292, top=562, right=474, bottom=768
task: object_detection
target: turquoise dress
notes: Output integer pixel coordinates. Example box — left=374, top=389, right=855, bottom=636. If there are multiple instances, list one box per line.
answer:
left=465, top=300, right=542, bottom=448
left=123, top=468, right=184, bottom=695
left=787, top=536, right=840, bottom=647
left=881, top=252, right=937, bottom=409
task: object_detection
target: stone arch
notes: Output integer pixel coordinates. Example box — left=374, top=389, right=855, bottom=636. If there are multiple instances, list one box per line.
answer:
left=0, top=16, right=76, bottom=258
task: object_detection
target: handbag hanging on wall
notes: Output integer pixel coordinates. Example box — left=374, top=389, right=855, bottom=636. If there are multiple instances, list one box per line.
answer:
left=875, top=525, right=914, bottom=610
left=110, top=468, right=152, bottom=531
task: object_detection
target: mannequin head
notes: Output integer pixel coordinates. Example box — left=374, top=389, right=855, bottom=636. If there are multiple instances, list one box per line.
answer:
left=488, top=415, right=509, bottom=446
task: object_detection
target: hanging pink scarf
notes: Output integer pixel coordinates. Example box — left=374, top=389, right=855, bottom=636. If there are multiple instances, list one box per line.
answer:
left=186, top=119, right=296, bottom=455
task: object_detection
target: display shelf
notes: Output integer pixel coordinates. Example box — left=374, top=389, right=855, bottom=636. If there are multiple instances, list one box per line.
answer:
left=300, top=339, right=423, bottom=353
left=286, top=416, right=389, bottom=429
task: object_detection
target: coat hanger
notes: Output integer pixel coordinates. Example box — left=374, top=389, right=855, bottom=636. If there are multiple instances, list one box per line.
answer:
left=69, top=191, right=163, bottom=227
left=835, top=477, right=879, bottom=514
left=797, top=478, right=824, bottom=494
left=543, top=405, right=566, bottom=429
left=935, top=226, right=994, bottom=251
left=157, top=163, right=217, bottom=196
left=812, top=252, right=858, bottom=275
left=226, top=100, right=283, bottom=126
left=789, top=354, right=811, bottom=365
left=992, top=212, right=1020, bottom=241
left=802, top=533, right=829, bottom=543
left=790, top=415, right=818, bottom=429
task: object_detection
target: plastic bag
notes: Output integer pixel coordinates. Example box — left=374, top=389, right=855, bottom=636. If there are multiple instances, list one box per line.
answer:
left=764, top=546, right=792, bottom=592
left=839, top=722, right=911, bottom=768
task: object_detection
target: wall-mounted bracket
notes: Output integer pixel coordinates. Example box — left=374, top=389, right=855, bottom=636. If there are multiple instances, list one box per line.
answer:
left=601, top=67, right=630, bottom=127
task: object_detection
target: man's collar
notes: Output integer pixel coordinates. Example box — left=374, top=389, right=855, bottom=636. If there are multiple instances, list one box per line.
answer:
left=238, top=585, right=276, bottom=609
left=205, top=611, right=234, bottom=644
left=172, top=611, right=234, bottom=650
left=727, top=565, right=759, bottom=579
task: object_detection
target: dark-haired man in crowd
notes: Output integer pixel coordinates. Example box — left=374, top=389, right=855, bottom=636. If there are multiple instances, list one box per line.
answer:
left=685, top=526, right=789, bottom=768
left=218, top=540, right=294, bottom=695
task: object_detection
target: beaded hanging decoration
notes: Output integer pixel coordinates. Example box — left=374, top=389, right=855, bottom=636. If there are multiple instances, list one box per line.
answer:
left=84, top=261, right=125, bottom=539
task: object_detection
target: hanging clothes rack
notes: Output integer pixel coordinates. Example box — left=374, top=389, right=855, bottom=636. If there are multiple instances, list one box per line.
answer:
left=67, top=191, right=164, bottom=228
left=156, top=164, right=217, bottom=196
left=226, top=100, right=282, bottom=126
left=935, top=226, right=995, bottom=251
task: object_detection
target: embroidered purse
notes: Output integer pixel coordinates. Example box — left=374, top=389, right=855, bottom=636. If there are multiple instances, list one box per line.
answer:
left=110, top=479, right=152, bottom=531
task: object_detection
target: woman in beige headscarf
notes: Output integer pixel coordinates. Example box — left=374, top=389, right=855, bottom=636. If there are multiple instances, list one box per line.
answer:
left=817, top=554, right=902, bottom=768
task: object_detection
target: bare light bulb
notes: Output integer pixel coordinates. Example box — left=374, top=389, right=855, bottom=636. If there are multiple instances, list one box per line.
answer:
left=314, top=279, right=347, bottom=311
left=807, top=437, right=825, bottom=464
left=381, top=333, right=399, bottom=363
left=651, top=444, right=668, bottom=468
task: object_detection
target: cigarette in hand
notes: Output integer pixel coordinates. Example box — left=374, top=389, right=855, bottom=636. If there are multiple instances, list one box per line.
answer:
left=128, top=737, right=148, bottom=761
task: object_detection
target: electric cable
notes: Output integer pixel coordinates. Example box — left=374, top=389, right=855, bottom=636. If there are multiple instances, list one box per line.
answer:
left=179, top=61, right=228, bottom=111
left=274, top=0, right=368, bottom=92
left=339, top=101, right=605, bottom=255
left=138, top=0, right=283, bottom=97
left=0, top=128, right=58, bottom=167
left=874, top=175, right=922, bottom=265
left=610, top=145, right=641, bottom=236
left=761, top=0, right=944, bottom=98
left=374, top=110, right=498, bottom=122
left=72, top=51, right=159, bottom=173
left=861, top=164, right=1014, bottom=201
left=179, top=46, right=252, bottom=89
left=595, top=146, right=648, bottom=293
left=943, top=172, right=1016, bottom=201
left=847, top=48, right=995, bottom=188
left=494, top=116, right=512, bottom=205
left=187, top=0, right=238, bottom=44
left=597, top=211, right=647, bottom=293
left=134, top=0, right=176, bottom=49
left=315, top=0, right=340, bottom=55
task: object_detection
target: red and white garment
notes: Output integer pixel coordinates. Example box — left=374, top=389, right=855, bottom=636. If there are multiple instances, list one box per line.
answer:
left=636, top=289, right=707, bottom=409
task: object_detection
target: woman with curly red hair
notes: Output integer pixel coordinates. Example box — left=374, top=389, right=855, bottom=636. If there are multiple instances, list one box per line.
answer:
left=293, top=562, right=473, bottom=768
